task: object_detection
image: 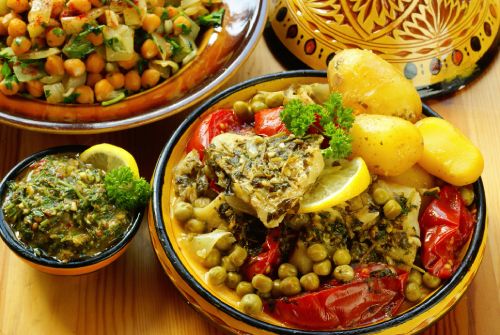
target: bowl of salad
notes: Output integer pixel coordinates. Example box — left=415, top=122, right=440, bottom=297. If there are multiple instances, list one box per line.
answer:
left=149, top=51, right=486, bottom=334
left=0, top=0, right=267, bottom=133
left=0, top=144, right=150, bottom=275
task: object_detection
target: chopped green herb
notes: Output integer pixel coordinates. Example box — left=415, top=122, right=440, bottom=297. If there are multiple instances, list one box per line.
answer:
left=105, top=37, right=125, bottom=52
left=52, top=27, right=64, bottom=37
left=167, top=38, right=180, bottom=55
left=160, top=10, right=169, bottom=21
left=198, top=8, right=225, bottom=26
left=101, top=91, right=126, bottom=106
left=62, top=24, right=104, bottom=59
left=137, top=58, right=148, bottom=74
left=63, top=92, right=80, bottom=103
left=104, top=166, right=151, bottom=210
left=44, top=89, right=51, bottom=97
left=179, top=23, right=191, bottom=35
left=1, top=62, right=11, bottom=77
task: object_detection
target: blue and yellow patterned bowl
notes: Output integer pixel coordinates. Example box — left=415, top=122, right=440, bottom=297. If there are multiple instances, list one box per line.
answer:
left=149, top=71, right=487, bottom=334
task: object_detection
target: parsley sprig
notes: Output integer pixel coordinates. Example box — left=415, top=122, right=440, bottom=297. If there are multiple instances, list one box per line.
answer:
left=104, top=166, right=151, bottom=211
left=280, top=93, right=354, bottom=160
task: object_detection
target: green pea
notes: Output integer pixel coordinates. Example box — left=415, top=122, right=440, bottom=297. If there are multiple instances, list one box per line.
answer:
left=202, top=248, right=221, bottom=268
left=207, top=266, right=227, bottom=285
left=333, top=248, right=351, bottom=266
left=279, top=277, right=301, bottom=296
left=423, top=272, right=441, bottom=289
left=185, top=218, right=206, bottom=234
left=250, top=100, right=268, bottom=113
left=225, top=272, right=242, bottom=289
left=300, top=272, right=320, bottom=291
left=383, top=199, right=402, bottom=219
left=372, top=187, right=391, bottom=205
left=236, top=281, right=254, bottom=297
left=233, top=100, right=253, bottom=121
left=313, top=259, right=332, bottom=276
left=405, top=282, right=422, bottom=302
left=271, top=279, right=281, bottom=298
left=278, top=263, right=298, bottom=279
left=240, top=293, right=262, bottom=315
left=173, top=201, right=193, bottom=222
left=307, top=243, right=328, bottom=262
left=193, top=197, right=211, bottom=208
left=251, top=274, right=273, bottom=293
left=229, top=245, right=248, bottom=267
left=221, top=256, right=237, bottom=272
left=460, top=187, right=475, bottom=206
left=333, top=265, right=354, bottom=282
left=251, top=93, right=266, bottom=103
left=408, top=269, right=423, bottom=286
left=264, top=91, right=284, bottom=108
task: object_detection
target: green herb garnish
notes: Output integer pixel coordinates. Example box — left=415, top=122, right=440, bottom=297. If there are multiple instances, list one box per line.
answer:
left=104, top=166, right=151, bottom=210
left=63, top=24, right=104, bottom=59
left=198, top=8, right=225, bottom=26
left=105, top=37, right=125, bottom=52
left=63, top=92, right=80, bottom=104
left=280, top=93, right=354, bottom=160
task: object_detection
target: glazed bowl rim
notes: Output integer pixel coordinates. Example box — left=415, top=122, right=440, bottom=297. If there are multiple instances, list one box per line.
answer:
left=0, top=145, right=144, bottom=269
left=151, top=69, right=486, bottom=334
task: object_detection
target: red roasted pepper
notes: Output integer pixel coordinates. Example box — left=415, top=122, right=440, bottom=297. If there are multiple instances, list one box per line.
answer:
left=265, top=263, right=407, bottom=330
left=253, top=107, right=289, bottom=136
left=241, top=228, right=281, bottom=280
left=419, top=185, right=475, bottom=279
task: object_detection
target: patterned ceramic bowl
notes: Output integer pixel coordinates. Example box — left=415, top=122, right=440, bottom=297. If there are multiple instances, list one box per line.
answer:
left=0, top=146, right=144, bottom=275
left=149, top=71, right=487, bottom=334
left=266, top=0, right=499, bottom=98
left=0, top=1, right=267, bottom=134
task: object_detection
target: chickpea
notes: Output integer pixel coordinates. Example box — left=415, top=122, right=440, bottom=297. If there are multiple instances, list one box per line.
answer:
left=383, top=199, right=402, bottom=219
left=240, top=294, right=262, bottom=315
left=265, top=91, right=285, bottom=108
left=124, top=70, right=141, bottom=91
left=423, top=272, right=441, bottom=289
left=408, top=269, right=423, bottom=286
left=313, top=259, right=332, bottom=276
left=173, top=201, right=193, bottom=222
left=94, top=79, right=114, bottom=102
left=74, top=85, right=94, bottom=104
left=64, top=59, right=86, bottom=77
left=85, top=53, right=105, bottom=74
left=307, top=243, right=328, bottom=262
left=185, top=218, right=205, bottom=234
left=7, top=18, right=26, bottom=37
left=372, top=187, right=391, bottom=205
left=46, top=27, right=66, bottom=47
left=141, top=39, right=159, bottom=59
left=333, top=265, right=354, bottom=282
left=5, top=35, right=13, bottom=46
left=11, top=36, right=30, bottom=55
left=142, top=13, right=161, bottom=33
left=250, top=100, right=267, bottom=113
left=236, top=281, right=254, bottom=297
left=51, top=0, right=65, bottom=17
left=89, top=0, right=103, bottom=7
left=141, top=68, right=160, bottom=89
left=0, top=21, right=7, bottom=36
left=106, top=72, right=125, bottom=89
left=233, top=101, right=252, bottom=121
left=26, top=80, right=43, bottom=98
left=105, top=62, right=118, bottom=73
left=68, top=0, right=91, bottom=13
left=207, top=266, right=227, bottom=286
left=333, top=249, right=351, bottom=266
left=405, top=282, right=422, bottom=302
left=192, top=197, right=211, bottom=208
left=45, top=55, right=65, bottom=76
left=118, top=53, right=139, bottom=70
left=251, top=274, right=273, bottom=294
left=278, top=263, right=298, bottom=279
left=166, top=6, right=179, bottom=19
left=279, top=277, right=301, bottom=296
left=7, top=0, right=29, bottom=13
left=202, top=248, right=221, bottom=268
left=173, top=15, right=192, bottom=35
left=31, top=37, right=46, bottom=50
left=225, top=272, right=242, bottom=289
left=1, top=13, right=20, bottom=31
left=300, top=272, right=320, bottom=291
left=86, top=73, right=103, bottom=88
left=87, top=31, right=103, bottom=46
left=0, top=79, right=19, bottom=95
left=459, top=187, right=475, bottom=206
left=228, top=245, right=248, bottom=267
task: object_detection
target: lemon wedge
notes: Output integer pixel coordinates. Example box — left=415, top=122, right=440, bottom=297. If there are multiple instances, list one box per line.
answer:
left=299, top=157, right=371, bottom=213
left=80, top=143, right=140, bottom=178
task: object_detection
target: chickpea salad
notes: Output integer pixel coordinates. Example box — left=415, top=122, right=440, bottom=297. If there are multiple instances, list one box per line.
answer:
left=0, top=0, right=224, bottom=105
left=170, top=76, right=482, bottom=330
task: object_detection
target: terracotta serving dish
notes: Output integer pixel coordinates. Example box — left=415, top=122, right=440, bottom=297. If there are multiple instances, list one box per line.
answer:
left=0, top=0, right=268, bottom=134
left=149, top=71, right=487, bottom=334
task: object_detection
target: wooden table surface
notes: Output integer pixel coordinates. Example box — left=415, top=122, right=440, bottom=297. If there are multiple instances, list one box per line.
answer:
left=0, top=38, right=499, bottom=335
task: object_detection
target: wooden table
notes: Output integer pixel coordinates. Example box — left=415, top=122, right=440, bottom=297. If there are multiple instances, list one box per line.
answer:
left=0, top=38, right=499, bottom=335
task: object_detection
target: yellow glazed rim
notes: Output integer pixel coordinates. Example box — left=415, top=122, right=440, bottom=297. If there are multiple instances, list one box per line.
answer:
left=149, top=71, right=487, bottom=334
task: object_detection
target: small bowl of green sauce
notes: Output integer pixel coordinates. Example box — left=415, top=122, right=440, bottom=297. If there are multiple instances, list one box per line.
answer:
left=0, top=145, right=145, bottom=275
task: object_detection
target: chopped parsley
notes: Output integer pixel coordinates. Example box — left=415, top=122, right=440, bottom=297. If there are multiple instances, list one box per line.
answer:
left=198, top=8, right=225, bottom=26
left=1, top=62, right=18, bottom=90
left=52, top=27, right=64, bottom=37
left=104, top=166, right=151, bottom=210
left=63, top=92, right=80, bottom=104
left=179, top=23, right=191, bottom=35
left=105, top=37, right=125, bottom=52
left=63, top=24, right=104, bottom=59
left=280, top=93, right=354, bottom=160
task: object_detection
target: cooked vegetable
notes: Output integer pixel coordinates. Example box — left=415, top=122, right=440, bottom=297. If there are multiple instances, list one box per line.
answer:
left=350, top=114, right=424, bottom=176
left=327, top=49, right=422, bottom=122
left=198, top=8, right=224, bottom=26
left=415, top=117, right=484, bottom=186
left=104, top=166, right=151, bottom=210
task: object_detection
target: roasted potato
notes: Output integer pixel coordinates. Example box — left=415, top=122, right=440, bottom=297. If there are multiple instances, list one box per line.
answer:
left=328, top=49, right=422, bottom=122
left=351, top=114, right=423, bottom=176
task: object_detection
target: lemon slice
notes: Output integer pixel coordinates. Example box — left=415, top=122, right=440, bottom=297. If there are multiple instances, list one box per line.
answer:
left=299, top=157, right=371, bottom=213
left=80, top=143, right=140, bottom=178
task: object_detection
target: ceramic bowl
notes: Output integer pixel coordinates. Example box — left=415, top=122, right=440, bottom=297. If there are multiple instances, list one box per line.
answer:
left=0, top=0, right=268, bottom=134
left=266, top=0, right=499, bottom=98
left=0, top=145, right=144, bottom=275
left=149, top=70, right=487, bottom=334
